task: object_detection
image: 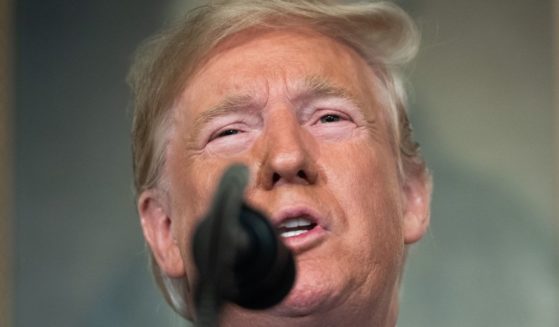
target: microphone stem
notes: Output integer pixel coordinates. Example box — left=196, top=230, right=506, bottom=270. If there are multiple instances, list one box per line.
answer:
left=195, top=281, right=220, bottom=327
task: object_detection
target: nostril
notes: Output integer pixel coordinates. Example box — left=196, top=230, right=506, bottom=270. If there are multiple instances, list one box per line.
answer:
left=272, top=172, right=281, bottom=184
left=270, top=170, right=310, bottom=186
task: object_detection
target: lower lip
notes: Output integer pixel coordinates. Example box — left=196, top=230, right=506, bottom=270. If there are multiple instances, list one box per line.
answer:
left=279, top=225, right=327, bottom=254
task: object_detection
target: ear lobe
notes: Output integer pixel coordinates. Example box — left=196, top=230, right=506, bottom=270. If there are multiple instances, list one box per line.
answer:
left=402, top=173, right=431, bottom=244
left=138, top=190, right=185, bottom=278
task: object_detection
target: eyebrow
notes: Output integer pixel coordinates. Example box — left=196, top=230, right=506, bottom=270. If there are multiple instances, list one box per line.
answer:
left=193, top=94, right=257, bottom=127
left=296, top=75, right=356, bottom=102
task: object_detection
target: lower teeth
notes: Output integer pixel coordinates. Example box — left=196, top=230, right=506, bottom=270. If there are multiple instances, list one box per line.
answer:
left=281, top=230, right=307, bottom=238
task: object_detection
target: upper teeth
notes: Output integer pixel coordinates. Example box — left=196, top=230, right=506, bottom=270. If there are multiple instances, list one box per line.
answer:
left=279, top=217, right=312, bottom=229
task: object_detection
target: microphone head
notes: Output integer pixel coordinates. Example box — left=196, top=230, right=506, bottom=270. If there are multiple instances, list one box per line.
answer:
left=229, top=205, right=295, bottom=309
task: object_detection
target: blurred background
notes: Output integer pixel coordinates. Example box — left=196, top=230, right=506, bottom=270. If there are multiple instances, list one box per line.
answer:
left=1, top=0, right=558, bottom=326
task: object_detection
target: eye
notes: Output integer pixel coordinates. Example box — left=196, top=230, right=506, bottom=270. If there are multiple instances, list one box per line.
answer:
left=215, top=129, right=240, bottom=138
left=319, top=114, right=342, bottom=123
left=208, top=128, right=242, bottom=142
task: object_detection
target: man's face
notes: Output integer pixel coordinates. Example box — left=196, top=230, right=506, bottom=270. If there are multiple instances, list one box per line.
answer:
left=142, top=28, right=428, bottom=324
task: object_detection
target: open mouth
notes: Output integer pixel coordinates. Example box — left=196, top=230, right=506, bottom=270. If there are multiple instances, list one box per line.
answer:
left=277, top=217, right=318, bottom=238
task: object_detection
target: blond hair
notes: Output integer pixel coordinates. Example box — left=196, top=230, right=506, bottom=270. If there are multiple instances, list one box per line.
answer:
left=128, top=0, right=426, bottom=318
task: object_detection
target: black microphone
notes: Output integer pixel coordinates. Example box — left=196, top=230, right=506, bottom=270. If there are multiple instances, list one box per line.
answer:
left=192, top=164, right=296, bottom=325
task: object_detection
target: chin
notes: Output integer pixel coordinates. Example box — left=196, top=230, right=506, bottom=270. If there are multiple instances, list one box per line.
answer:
left=272, top=289, right=326, bottom=317
left=268, top=262, right=342, bottom=318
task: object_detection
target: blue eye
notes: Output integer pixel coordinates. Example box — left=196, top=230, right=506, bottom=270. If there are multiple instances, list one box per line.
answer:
left=216, top=129, right=240, bottom=138
left=319, top=114, right=341, bottom=123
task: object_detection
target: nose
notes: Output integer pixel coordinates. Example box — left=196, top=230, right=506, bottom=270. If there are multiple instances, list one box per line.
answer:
left=254, top=107, right=318, bottom=190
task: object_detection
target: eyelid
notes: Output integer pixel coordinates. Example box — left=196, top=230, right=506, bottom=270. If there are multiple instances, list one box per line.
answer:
left=205, top=113, right=260, bottom=143
left=208, top=124, right=244, bottom=142
left=309, top=109, right=352, bottom=125
left=303, top=96, right=360, bottom=118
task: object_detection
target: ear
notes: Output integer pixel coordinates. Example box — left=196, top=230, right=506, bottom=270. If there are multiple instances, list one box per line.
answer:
left=138, top=190, right=185, bottom=278
left=402, top=172, right=431, bottom=244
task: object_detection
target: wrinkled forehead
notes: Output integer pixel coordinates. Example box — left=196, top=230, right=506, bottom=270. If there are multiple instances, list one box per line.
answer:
left=175, top=27, right=389, bottom=122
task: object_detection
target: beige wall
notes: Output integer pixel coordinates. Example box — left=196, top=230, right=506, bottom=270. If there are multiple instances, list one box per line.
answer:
left=0, top=0, right=12, bottom=326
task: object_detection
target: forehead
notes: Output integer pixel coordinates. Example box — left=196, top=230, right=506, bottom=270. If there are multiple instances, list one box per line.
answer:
left=179, top=28, right=382, bottom=118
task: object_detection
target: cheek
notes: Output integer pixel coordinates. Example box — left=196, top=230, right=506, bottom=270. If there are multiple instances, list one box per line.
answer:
left=323, top=141, right=404, bottom=241
left=165, top=149, right=232, bottom=260
left=164, top=156, right=235, bottom=292
left=168, top=160, right=228, bottom=230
